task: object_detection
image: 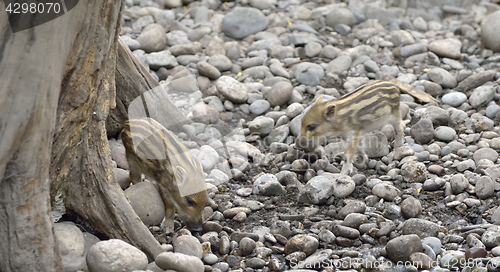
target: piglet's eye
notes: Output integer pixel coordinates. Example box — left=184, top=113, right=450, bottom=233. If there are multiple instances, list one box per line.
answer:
left=185, top=196, right=196, bottom=207
left=306, top=124, right=318, bottom=131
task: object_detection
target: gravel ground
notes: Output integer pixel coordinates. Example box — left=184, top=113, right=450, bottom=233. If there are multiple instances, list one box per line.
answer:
left=53, top=0, right=500, bottom=271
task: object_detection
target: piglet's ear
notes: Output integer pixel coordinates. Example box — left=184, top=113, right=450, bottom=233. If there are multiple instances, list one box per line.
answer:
left=315, top=96, right=324, bottom=104
left=324, top=104, right=336, bottom=121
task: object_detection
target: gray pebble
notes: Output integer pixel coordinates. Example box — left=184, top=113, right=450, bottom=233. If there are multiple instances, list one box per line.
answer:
left=304, top=41, right=323, bottom=57
left=456, top=159, right=476, bottom=172
left=450, top=173, right=469, bottom=194
left=136, top=24, right=166, bottom=53
left=326, top=8, right=356, bottom=27
left=400, top=43, right=428, bottom=58
left=427, top=67, right=457, bottom=88
left=216, top=76, right=249, bottom=103
left=385, top=234, right=423, bottom=262
left=473, top=147, right=499, bottom=163
left=410, top=118, right=434, bottom=144
left=402, top=218, right=440, bottom=238
left=401, top=161, right=427, bottom=183
left=482, top=231, right=500, bottom=248
left=481, top=10, right=500, bottom=52
left=440, top=251, right=466, bottom=269
left=293, top=62, right=325, bottom=86
left=428, top=38, right=462, bottom=59
left=203, top=253, right=218, bottom=265
left=434, top=126, right=456, bottom=142
left=88, top=240, right=148, bottom=272
left=469, top=84, right=497, bottom=108
left=155, top=252, right=204, bottom=272
left=197, top=61, right=221, bottom=79
left=221, top=7, right=269, bottom=39
left=372, top=183, right=401, bottom=201
left=173, top=235, right=203, bottom=259
left=422, top=237, right=442, bottom=255
left=124, top=182, right=165, bottom=226
left=326, top=55, right=352, bottom=74
left=268, top=81, right=293, bottom=106
left=401, top=196, right=422, bottom=218
left=475, top=176, right=495, bottom=199
left=146, top=51, right=178, bottom=69
left=284, top=234, right=319, bottom=256
left=249, top=99, right=271, bottom=115
left=442, top=92, right=467, bottom=107
left=54, top=222, right=85, bottom=256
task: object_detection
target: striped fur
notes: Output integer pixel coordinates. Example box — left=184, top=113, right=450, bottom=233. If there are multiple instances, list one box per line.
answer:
left=121, top=117, right=207, bottom=232
left=296, top=80, right=405, bottom=175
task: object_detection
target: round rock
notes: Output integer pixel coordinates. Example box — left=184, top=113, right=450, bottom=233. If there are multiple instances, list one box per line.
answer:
left=486, top=104, right=500, bottom=119
left=284, top=235, right=319, bottom=256
left=197, top=61, right=221, bottom=79
left=385, top=234, right=423, bottom=262
left=173, top=235, right=203, bottom=259
left=331, top=174, right=356, bottom=198
left=135, top=24, right=166, bottom=53
left=297, top=174, right=335, bottom=204
left=475, top=176, right=495, bottom=199
left=422, top=237, right=442, bottom=255
left=473, top=147, right=498, bottom=163
left=325, top=8, right=356, bottom=27
left=54, top=222, right=85, bottom=256
left=401, top=196, right=422, bottom=218
left=401, top=161, right=427, bottom=183
left=481, top=10, right=500, bottom=52
left=440, top=251, right=466, bottom=269
left=450, top=174, right=470, bottom=194
left=410, top=118, right=434, bottom=144
left=124, top=181, right=165, bottom=226
left=249, top=99, right=271, bottom=115
left=428, top=38, right=462, bottom=59
left=239, top=237, right=256, bottom=256
left=293, top=62, right=325, bottom=86
left=216, top=76, right=249, bottom=103
left=409, top=252, right=434, bottom=269
left=442, top=92, right=467, bottom=107
left=248, top=116, right=275, bottom=136
left=402, top=218, right=440, bottom=238
left=434, top=126, right=456, bottom=142
left=155, top=252, right=204, bottom=272
left=372, top=183, right=401, bottom=201
left=268, top=81, right=293, bottom=106
left=482, top=231, right=500, bottom=248
left=469, top=85, right=496, bottom=108
left=338, top=200, right=366, bottom=219
left=326, top=55, right=352, bottom=74
left=196, top=145, right=219, bottom=172
left=87, top=239, right=148, bottom=272
left=427, top=67, right=457, bottom=88
left=221, top=7, right=269, bottom=39
left=208, top=54, right=233, bottom=72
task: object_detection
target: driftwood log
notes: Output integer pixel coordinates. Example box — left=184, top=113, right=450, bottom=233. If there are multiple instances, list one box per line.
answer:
left=106, top=38, right=190, bottom=137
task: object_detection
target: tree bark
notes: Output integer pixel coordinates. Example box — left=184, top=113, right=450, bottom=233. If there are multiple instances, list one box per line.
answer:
left=106, top=39, right=191, bottom=137
left=49, top=0, right=165, bottom=261
left=0, top=4, right=78, bottom=271
left=1, top=0, right=167, bottom=270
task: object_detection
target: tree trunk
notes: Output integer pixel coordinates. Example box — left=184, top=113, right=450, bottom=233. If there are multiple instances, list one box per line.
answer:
left=1, top=0, right=166, bottom=270
left=0, top=4, right=78, bottom=272
left=106, top=39, right=191, bottom=137
left=49, top=0, right=165, bottom=261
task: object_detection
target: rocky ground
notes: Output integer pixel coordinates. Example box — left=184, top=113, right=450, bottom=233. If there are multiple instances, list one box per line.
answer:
left=52, top=0, right=500, bottom=271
